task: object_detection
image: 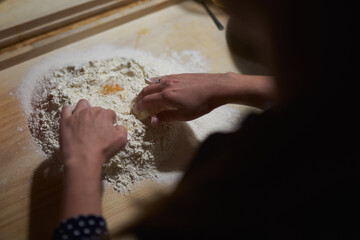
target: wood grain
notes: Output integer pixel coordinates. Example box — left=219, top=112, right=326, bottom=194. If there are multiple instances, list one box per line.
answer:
left=0, top=1, right=258, bottom=239
left=0, top=0, right=92, bottom=31
left=0, top=0, right=137, bottom=48
left=0, top=0, right=184, bottom=71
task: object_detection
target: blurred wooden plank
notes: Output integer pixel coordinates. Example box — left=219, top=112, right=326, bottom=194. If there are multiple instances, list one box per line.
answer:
left=0, top=0, right=91, bottom=31
left=0, top=0, right=134, bottom=48
left=0, top=0, right=183, bottom=71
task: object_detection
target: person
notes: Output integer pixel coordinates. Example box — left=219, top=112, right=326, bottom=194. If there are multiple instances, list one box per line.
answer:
left=52, top=0, right=356, bottom=239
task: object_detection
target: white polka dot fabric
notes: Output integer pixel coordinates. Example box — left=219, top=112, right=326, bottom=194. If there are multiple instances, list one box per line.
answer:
left=52, top=215, right=109, bottom=240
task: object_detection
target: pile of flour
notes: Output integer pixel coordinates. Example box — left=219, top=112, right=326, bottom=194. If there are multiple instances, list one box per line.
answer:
left=25, top=47, right=208, bottom=193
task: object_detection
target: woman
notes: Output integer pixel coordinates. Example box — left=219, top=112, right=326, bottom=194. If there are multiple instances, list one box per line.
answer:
left=53, top=0, right=355, bottom=239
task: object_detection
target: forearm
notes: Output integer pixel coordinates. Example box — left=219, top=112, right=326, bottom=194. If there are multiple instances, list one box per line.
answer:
left=211, top=73, right=276, bottom=110
left=61, top=157, right=103, bottom=220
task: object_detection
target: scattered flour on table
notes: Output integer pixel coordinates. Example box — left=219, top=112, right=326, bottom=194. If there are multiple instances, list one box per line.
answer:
left=20, top=47, right=209, bottom=193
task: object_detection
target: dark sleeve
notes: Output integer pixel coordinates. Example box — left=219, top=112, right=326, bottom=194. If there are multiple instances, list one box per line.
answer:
left=52, top=215, right=110, bottom=240
left=126, top=108, right=358, bottom=239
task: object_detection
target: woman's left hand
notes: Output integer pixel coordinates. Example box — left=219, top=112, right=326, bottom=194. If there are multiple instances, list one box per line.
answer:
left=60, top=99, right=127, bottom=169
left=59, top=99, right=127, bottom=220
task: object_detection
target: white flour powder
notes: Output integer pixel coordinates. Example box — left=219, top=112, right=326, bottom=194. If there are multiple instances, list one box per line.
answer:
left=27, top=55, right=197, bottom=192
left=20, top=46, right=246, bottom=193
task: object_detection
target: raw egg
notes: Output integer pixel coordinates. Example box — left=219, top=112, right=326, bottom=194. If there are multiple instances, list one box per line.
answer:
left=101, top=82, right=124, bottom=95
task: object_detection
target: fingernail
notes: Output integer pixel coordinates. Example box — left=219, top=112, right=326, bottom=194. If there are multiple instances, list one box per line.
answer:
left=150, top=77, right=162, bottom=83
left=145, top=78, right=152, bottom=84
left=151, top=116, right=160, bottom=126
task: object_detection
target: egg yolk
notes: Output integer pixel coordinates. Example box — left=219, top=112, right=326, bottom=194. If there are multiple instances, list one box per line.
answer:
left=101, top=83, right=124, bottom=95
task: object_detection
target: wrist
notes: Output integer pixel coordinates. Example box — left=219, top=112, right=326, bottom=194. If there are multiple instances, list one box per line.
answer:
left=208, top=72, right=237, bottom=108
left=212, top=72, right=275, bottom=109
left=63, top=151, right=104, bottom=179
left=61, top=159, right=103, bottom=220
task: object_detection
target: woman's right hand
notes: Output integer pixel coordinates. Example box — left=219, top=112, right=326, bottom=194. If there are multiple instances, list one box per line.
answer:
left=133, top=73, right=275, bottom=125
left=134, top=73, right=224, bottom=125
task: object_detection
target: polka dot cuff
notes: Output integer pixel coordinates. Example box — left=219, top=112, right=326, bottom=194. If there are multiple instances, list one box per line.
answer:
left=52, top=215, right=109, bottom=240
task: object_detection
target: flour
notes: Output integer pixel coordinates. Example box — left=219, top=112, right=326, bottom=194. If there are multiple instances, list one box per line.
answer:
left=20, top=46, right=246, bottom=193
left=27, top=54, right=194, bottom=192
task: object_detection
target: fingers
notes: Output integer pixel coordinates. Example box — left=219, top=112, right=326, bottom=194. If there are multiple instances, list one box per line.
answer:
left=137, top=74, right=177, bottom=101
left=136, top=75, right=182, bottom=113
left=65, top=99, right=117, bottom=123
left=61, top=105, right=72, bottom=121
left=92, top=107, right=117, bottom=125
left=103, top=124, right=127, bottom=159
left=105, top=109, right=117, bottom=123
left=136, top=92, right=180, bottom=113
left=115, top=125, right=127, bottom=137
left=73, top=99, right=90, bottom=113
left=151, top=109, right=187, bottom=126
left=115, top=125, right=128, bottom=148
left=145, top=76, right=167, bottom=85
left=135, top=84, right=162, bottom=104
left=148, top=76, right=162, bottom=85
left=60, top=106, right=72, bottom=142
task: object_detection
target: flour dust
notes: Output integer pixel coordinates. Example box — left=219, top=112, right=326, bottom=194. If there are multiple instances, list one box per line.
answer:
left=20, top=46, right=209, bottom=193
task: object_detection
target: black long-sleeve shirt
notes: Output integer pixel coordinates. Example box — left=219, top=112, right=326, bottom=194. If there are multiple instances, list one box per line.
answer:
left=54, top=92, right=358, bottom=239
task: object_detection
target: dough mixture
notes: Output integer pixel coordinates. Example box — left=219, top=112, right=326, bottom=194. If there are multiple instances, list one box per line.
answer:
left=28, top=57, right=182, bottom=192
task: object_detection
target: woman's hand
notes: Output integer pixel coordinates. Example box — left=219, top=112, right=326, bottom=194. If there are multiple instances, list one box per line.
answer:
left=60, top=99, right=127, bottom=168
left=59, top=99, right=127, bottom=220
left=134, top=73, right=223, bottom=124
left=134, top=73, right=275, bottom=125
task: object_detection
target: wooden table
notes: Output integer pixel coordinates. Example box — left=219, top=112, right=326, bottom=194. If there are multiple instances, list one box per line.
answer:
left=0, top=1, right=260, bottom=239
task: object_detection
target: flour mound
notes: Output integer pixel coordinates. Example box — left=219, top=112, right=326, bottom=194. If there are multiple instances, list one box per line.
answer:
left=28, top=57, right=182, bottom=192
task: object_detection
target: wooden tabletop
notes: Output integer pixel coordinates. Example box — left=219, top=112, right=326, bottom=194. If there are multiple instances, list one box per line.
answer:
left=0, top=1, right=261, bottom=239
